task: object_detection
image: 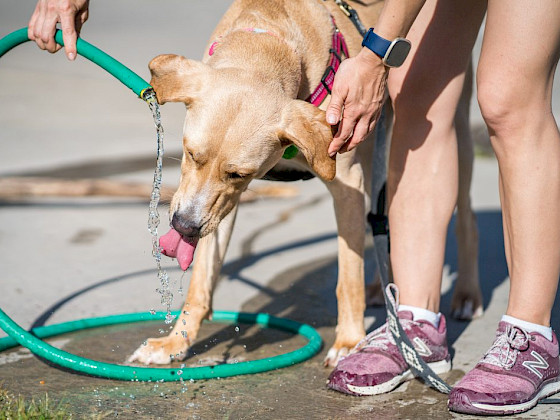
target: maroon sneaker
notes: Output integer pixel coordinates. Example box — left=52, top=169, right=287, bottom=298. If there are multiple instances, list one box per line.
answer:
left=448, top=321, right=560, bottom=415
left=327, top=311, right=451, bottom=395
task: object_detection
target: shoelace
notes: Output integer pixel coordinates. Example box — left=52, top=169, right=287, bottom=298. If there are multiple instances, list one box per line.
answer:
left=350, top=316, right=417, bottom=354
left=482, top=324, right=530, bottom=369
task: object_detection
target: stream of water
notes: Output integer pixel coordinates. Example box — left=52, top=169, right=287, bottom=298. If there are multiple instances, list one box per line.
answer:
left=145, top=91, right=175, bottom=325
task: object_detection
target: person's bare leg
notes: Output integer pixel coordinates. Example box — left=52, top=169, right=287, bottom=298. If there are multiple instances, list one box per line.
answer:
left=478, top=0, right=560, bottom=326
left=387, top=0, right=486, bottom=312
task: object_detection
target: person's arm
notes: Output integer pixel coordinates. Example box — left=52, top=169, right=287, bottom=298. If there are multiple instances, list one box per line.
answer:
left=326, top=0, right=426, bottom=156
left=28, top=0, right=90, bottom=61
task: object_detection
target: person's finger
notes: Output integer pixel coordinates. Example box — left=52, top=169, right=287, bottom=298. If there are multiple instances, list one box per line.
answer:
left=342, top=118, right=371, bottom=153
left=60, top=12, right=78, bottom=60
left=40, top=9, right=59, bottom=53
left=79, top=8, right=89, bottom=25
left=329, top=114, right=356, bottom=156
left=328, top=129, right=348, bottom=157
left=326, top=80, right=346, bottom=126
left=27, top=1, right=42, bottom=41
left=30, top=0, right=48, bottom=49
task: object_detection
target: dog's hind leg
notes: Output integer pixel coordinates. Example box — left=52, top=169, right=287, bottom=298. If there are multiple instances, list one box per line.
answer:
left=451, top=61, right=482, bottom=320
left=128, top=206, right=238, bottom=365
left=323, top=145, right=373, bottom=367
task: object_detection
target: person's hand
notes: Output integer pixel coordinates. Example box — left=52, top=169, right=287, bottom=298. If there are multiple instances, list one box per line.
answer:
left=28, top=0, right=90, bottom=61
left=326, top=48, right=389, bottom=156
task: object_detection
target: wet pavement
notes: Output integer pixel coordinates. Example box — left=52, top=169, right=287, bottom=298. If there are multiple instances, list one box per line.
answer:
left=2, top=1, right=560, bottom=419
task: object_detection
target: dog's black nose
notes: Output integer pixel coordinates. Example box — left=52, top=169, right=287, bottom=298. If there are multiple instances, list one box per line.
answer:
left=171, top=212, right=201, bottom=237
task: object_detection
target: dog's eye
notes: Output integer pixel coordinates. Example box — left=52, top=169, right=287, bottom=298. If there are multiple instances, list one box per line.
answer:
left=227, top=172, right=246, bottom=180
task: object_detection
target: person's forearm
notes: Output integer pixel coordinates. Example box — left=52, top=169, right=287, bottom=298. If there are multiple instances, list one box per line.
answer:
left=374, top=0, right=426, bottom=40
left=325, top=0, right=427, bottom=155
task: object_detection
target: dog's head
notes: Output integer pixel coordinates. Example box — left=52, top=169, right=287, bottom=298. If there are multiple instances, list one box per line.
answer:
left=149, top=54, right=335, bottom=238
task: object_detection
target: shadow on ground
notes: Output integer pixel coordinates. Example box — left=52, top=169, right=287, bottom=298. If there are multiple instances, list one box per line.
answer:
left=1, top=209, right=558, bottom=419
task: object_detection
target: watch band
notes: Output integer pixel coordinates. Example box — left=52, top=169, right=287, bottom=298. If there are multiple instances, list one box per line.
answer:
left=361, top=28, right=391, bottom=59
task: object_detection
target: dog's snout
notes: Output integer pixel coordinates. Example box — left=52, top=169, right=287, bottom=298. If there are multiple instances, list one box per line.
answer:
left=171, top=212, right=201, bottom=237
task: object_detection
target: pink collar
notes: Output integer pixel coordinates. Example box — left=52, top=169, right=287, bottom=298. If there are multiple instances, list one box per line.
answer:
left=208, top=20, right=349, bottom=108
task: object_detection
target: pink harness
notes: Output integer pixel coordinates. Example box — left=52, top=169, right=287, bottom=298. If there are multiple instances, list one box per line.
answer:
left=208, top=19, right=349, bottom=107
left=306, top=20, right=349, bottom=107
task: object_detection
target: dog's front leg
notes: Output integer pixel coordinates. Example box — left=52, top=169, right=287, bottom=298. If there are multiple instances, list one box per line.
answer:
left=128, top=206, right=238, bottom=365
left=323, top=153, right=368, bottom=367
left=451, top=62, right=482, bottom=320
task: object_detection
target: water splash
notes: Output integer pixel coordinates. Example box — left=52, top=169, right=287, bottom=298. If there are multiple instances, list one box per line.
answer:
left=145, top=91, right=175, bottom=324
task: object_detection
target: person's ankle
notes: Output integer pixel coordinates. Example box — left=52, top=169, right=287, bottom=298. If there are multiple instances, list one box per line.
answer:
left=399, top=304, right=441, bottom=328
left=502, top=314, right=553, bottom=341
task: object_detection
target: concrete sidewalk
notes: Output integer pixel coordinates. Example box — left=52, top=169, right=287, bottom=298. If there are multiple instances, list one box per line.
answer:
left=1, top=1, right=560, bottom=418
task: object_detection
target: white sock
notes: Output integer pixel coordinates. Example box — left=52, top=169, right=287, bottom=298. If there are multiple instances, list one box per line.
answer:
left=501, top=314, right=553, bottom=341
left=399, top=304, right=441, bottom=328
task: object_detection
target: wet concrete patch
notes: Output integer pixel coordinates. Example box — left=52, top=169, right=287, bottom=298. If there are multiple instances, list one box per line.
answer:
left=0, top=255, right=553, bottom=419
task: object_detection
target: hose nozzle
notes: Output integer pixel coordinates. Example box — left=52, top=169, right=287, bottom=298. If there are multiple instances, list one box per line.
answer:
left=140, top=87, right=157, bottom=103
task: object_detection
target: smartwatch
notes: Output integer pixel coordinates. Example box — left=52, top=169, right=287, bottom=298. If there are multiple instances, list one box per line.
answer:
left=361, top=28, right=411, bottom=68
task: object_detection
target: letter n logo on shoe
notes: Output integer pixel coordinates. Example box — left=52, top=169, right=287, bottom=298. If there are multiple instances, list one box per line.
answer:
left=522, top=351, right=549, bottom=378
left=412, top=337, right=432, bottom=357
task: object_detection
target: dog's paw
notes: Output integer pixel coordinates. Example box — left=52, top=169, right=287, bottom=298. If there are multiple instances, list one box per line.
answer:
left=127, top=336, right=189, bottom=365
left=451, top=289, right=483, bottom=320
left=365, top=282, right=385, bottom=307
left=323, top=346, right=350, bottom=368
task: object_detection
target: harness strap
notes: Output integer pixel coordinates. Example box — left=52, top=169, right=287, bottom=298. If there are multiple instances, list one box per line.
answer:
left=305, top=19, right=349, bottom=107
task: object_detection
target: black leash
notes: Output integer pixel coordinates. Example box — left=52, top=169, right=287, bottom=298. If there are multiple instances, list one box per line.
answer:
left=369, top=111, right=453, bottom=394
left=333, top=0, right=368, bottom=36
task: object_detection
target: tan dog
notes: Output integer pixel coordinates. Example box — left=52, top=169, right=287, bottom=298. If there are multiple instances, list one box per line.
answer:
left=128, top=0, right=481, bottom=367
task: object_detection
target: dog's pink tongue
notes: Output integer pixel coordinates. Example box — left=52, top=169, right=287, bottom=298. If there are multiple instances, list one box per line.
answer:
left=159, top=228, right=198, bottom=271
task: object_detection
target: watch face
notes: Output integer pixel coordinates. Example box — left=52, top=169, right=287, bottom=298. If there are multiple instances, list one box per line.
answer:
left=384, top=38, right=411, bottom=68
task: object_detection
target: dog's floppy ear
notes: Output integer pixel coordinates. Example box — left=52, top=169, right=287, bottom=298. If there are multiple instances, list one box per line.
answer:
left=278, top=100, right=336, bottom=181
left=149, top=54, right=210, bottom=105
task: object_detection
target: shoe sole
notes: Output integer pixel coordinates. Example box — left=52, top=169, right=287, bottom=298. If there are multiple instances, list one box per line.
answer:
left=449, top=378, right=560, bottom=415
left=345, top=359, right=452, bottom=396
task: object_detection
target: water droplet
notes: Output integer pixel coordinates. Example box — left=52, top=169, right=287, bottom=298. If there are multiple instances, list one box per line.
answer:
left=177, top=370, right=183, bottom=375
left=165, top=313, right=176, bottom=324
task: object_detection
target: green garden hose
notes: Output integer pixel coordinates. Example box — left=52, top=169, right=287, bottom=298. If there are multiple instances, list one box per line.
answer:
left=0, top=27, right=153, bottom=99
left=0, top=309, right=322, bottom=381
left=0, top=27, right=321, bottom=381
